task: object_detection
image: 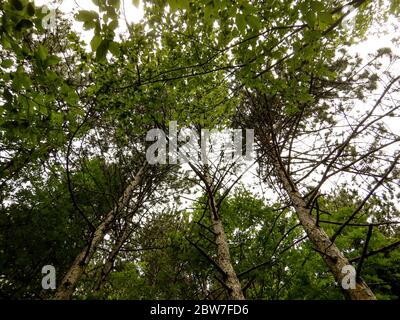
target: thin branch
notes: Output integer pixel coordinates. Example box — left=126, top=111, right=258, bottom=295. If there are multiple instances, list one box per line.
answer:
left=356, top=225, right=373, bottom=280
left=330, top=154, right=400, bottom=243
left=185, top=237, right=226, bottom=277
left=350, top=239, right=400, bottom=262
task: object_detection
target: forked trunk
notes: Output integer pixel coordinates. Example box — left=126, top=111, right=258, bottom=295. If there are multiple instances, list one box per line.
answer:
left=53, top=165, right=146, bottom=300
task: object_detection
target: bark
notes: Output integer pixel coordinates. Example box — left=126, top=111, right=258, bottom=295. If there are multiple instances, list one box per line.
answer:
left=53, top=165, right=146, bottom=300
left=210, top=214, right=245, bottom=299
left=205, top=173, right=244, bottom=300
left=273, top=157, right=376, bottom=300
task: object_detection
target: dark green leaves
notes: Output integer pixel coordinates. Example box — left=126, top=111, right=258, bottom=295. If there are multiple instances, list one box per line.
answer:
left=75, top=10, right=99, bottom=23
left=10, top=0, right=24, bottom=11
left=15, top=19, right=33, bottom=31
left=108, top=0, right=121, bottom=9
left=91, top=35, right=103, bottom=51
left=1, top=59, right=14, bottom=68
left=318, top=11, right=334, bottom=28
left=96, top=39, right=110, bottom=60
left=26, top=3, right=35, bottom=16
left=36, top=45, right=48, bottom=62
left=108, top=41, right=120, bottom=56
left=75, top=10, right=101, bottom=31
left=3, top=88, right=13, bottom=101
left=46, top=55, right=60, bottom=66
left=168, top=0, right=190, bottom=11
left=91, top=34, right=120, bottom=59
left=390, top=0, right=400, bottom=14
left=236, top=13, right=246, bottom=33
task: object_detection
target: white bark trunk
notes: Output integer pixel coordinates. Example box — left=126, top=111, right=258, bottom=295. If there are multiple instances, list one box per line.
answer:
left=53, top=165, right=146, bottom=300
left=274, top=158, right=376, bottom=300
left=205, top=173, right=244, bottom=300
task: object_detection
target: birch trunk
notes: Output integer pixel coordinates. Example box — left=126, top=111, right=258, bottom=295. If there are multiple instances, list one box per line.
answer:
left=205, top=173, right=244, bottom=300
left=53, top=165, right=146, bottom=300
left=273, top=157, right=376, bottom=300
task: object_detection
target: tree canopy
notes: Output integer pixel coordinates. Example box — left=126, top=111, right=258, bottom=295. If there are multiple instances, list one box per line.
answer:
left=1, top=0, right=400, bottom=300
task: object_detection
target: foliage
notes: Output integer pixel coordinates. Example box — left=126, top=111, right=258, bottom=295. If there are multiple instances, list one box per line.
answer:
left=1, top=0, right=399, bottom=300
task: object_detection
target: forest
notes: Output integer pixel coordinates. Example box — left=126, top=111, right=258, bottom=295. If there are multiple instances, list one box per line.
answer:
left=1, top=0, right=400, bottom=300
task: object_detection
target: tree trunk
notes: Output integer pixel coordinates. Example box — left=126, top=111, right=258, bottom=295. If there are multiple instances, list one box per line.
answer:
left=205, top=173, right=244, bottom=300
left=210, top=214, right=245, bottom=299
left=53, top=165, right=146, bottom=300
left=273, top=157, right=376, bottom=300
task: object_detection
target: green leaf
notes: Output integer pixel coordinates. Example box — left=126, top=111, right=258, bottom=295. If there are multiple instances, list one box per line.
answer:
left=1, top=59, right=13, bottom=68
left=20, top=74, right=32, bottom=88
left=246, top=15, right=261, bottom=30
left=168, top=0, right=178, bottom=11
left=3, top=88, right=13, bottom=101
left=175, top=0, right=190, bottom=10
left=319, top=12, right=333, bottom=27
left=26, top=3, right=35, bottom=16
left=109, top=41, right=120, bottom=56
left=83, top=19, right=99, bottom=31
left=236, top=14, right=246, bottom=33
left=390, top=0, right=400, bottom=14
left=109, top=0, right=121, bottom=9
left=11, top=78, right=21, bottom=91
left=15, top=19, right=33, bottom=31
left=132, top=0, right=140, bottom=8
left=45, top=70, right=58, bottom=82
left=75, top=10, right=99, bottom=23
left=47, top=55, right=60, bottom=66
left=305, top=12, right=316, bottom=27
left=203, top=3, right=213, bottom=21
left=96, top=39, right=110, bottom=60
left=90, top=35, right=102, bottom=51
left=11, top=0, right=24, bottom=11
left=37, top=45, right=48, bottom=61
left=310, top=1, right=324, bottom=12
left=108, top=19, right=119, bottom=31
left=51, top=112, right=63, bottom=126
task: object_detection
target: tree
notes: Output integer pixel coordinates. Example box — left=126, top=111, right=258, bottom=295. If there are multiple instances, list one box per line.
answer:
left=1, top=0, right=400, bottom=300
